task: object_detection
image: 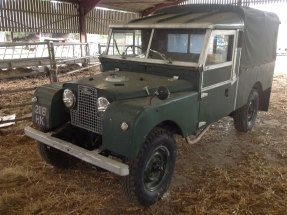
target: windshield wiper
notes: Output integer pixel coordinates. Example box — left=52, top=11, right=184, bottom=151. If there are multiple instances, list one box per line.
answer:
left=113, top=39, right=121, bottom=55
left=149, top=49, right=172, bottom=64
left=122, top=45, right=144, bottom=57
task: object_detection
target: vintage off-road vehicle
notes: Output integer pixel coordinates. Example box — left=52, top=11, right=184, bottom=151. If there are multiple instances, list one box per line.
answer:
left=25, top=5, right=280, bottom=206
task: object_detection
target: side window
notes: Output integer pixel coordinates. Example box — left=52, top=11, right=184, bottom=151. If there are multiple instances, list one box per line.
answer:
left=206, top=34, right=234, bottom=66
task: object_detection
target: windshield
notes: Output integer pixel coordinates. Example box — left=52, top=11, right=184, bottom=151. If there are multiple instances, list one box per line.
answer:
left=149, top=29, right=205, bottom=63
left=107, top=29, right=152, bottom=58
left=107, top=28, right=205, bottom=63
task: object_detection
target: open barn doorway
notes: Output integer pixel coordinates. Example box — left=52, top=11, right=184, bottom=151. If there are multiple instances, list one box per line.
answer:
left=251, top=2, right=287, bottom=75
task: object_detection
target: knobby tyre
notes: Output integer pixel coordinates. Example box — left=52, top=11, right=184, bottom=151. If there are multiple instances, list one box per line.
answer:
left=121, top=127, right=177, bottom=206
left=234, top=89, right=259, bottom=132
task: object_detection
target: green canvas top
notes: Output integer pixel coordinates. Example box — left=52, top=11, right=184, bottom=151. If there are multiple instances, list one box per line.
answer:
left=110, top=4, right=280, bottom=69
left=111, top=6, right=244, bottom=30
left=160, top=5, right=280, bottom=69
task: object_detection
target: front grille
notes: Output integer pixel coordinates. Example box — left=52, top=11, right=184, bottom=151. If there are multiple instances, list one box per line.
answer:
left=71, top=85, right=103, bottom=134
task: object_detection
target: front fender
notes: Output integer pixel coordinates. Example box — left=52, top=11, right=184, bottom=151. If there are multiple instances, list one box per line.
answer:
left=102, top=91, right=199, bottom=159
left=33, top=83, right=69, bottom=129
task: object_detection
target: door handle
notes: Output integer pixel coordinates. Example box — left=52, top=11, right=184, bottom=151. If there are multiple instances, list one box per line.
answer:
left=201, top=92, right=208, bottom=99
left=224, top=89, right=229, bottom=97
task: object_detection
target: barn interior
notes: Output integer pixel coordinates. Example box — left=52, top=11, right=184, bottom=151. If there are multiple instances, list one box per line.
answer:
left=1, top=0, right=287, bottom=214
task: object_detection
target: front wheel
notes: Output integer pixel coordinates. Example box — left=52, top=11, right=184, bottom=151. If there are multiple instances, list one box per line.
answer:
left=234, top=89, right=259, bottom=132
left=37, top=142, right=79, bottom=168
left=121, top=128, right=177, bottom=206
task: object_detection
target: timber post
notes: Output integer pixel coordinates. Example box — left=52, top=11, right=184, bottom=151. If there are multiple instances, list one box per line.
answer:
left=48, top=41, right=58, bottom=83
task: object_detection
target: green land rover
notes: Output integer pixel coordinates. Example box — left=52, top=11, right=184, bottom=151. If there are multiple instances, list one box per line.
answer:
left=25, top=5, right=280, bottom=206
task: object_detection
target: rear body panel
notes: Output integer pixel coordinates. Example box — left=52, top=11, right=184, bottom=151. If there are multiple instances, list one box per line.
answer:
left=236, top=61, right=275, bottom=110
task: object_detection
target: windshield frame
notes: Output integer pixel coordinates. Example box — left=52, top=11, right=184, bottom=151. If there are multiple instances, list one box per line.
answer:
left=104, top=28, right=209, bottom=68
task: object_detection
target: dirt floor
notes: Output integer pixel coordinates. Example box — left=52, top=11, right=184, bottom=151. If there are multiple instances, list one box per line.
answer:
left=0, top=66, right=287, bottom=214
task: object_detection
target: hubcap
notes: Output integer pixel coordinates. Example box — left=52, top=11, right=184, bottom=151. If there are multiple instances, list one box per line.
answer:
left=144, top=146, right=170, bottom=192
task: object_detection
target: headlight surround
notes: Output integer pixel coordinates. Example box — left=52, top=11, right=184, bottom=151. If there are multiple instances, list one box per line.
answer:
left=62, top=89, right=76, bottom=108
left=97, top=97, right=110, bottom=117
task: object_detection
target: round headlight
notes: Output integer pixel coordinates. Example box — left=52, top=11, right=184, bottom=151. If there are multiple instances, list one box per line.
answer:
left=62, top=89, right=76, bottom=108
left=97, top=97, right=110, bottom=117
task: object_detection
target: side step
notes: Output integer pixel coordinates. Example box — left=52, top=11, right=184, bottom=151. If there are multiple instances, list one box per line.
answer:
left=24, top=126, right=129, bottom=176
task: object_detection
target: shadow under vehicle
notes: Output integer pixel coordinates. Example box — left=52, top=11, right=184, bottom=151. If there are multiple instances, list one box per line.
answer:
left=25, top=5, right=280, bottom=206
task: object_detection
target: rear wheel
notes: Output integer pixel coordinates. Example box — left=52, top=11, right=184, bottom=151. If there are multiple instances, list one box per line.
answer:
left=121, top=128, right=176, bottom=206
left=37, top=142, right=79, bottom=168
left=234, top=89, right=259, bottom=132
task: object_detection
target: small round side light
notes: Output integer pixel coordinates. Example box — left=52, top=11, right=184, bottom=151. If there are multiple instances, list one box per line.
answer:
left=121, top=122, right=129, bottom=131
left=32, top=96, right=38, bottom=103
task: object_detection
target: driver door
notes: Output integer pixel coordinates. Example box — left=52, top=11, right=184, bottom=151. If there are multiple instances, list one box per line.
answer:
left=199, top=30, right=239, bottom=127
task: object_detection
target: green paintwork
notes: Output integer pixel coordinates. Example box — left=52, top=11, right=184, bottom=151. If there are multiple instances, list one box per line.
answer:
left=102, top=91, right=199, bottom=159
left=30, top=5, right=279, bottom=161
left=199, top=65, right=235, bottom=125
left=63, top=71, right=195, bottom=101
left=100, top=57, right=199, bottom=83
left=199, top=82, right=236, bottom=125
left=202, top=66, right=232, bottom=88
left=235, top=61, right=275, bottom=109
left=33, top=83, right=69, bottom=129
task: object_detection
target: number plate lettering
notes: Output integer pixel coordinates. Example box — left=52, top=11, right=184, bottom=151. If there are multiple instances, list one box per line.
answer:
left=32, top=104, right=49, bottom=127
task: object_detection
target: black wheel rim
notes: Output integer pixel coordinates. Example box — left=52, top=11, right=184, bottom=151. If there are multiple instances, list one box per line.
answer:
left=247, top=99, right=256, bottom=122
left=144, top=146, right=170, bottom=192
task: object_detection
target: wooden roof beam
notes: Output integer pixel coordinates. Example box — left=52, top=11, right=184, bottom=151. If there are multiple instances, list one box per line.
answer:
left=79, top=0, right=103, bottom=44
left=141, top=0, right=186, bottom=17
left=79, top=0, right=103, bottom=16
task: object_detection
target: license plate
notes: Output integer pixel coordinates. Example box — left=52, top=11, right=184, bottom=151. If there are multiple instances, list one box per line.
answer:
left=32, top=104, right=49, bottom=127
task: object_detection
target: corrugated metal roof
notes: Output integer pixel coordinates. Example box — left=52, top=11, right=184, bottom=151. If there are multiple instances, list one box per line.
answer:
left=58, top=0, right=182, bottom=14
left=98, top=0, right=166, bottom=12
left=58, top=0, right=287, bottom=14
left=0, top=0, right=139, bottom=34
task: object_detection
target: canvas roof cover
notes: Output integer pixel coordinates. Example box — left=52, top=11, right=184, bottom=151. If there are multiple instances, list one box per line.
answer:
left=156, top=5, right=280, bottom=69
left=113, top=7, right=244, bottom=30
left=114, top=4, right=280, bottom=69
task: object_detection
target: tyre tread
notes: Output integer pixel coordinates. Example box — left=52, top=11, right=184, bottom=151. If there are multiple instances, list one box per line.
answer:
left=121, top=127, right=175, bottom=206
left=234, top=89, right=259, bottom=132
left=37, top=141, right=78, bottom=168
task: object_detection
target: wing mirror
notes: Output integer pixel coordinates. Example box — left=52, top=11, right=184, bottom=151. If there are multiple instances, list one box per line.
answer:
left=149, top=86, right=170, bottom=105
left=156, top=86, right=170, bottom=100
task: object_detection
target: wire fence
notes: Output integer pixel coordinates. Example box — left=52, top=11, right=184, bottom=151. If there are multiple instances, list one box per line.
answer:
left=0, top=41, right=101, bottom=126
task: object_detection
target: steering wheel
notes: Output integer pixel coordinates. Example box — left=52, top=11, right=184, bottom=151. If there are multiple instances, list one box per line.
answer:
left=122, top=45, right=144, bottom=56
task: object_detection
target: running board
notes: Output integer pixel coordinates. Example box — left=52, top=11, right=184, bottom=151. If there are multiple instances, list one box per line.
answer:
left=24, top=126, right=129, bottom=176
